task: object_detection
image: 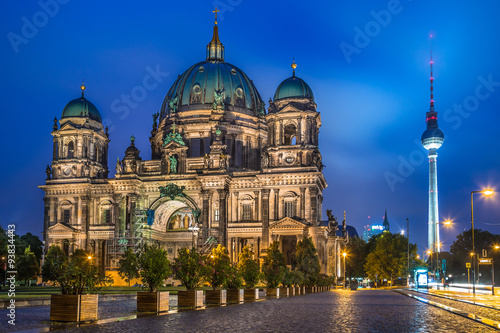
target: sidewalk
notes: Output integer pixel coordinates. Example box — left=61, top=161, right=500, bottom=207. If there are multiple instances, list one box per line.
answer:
left=426, top=288, right=500, bottom=308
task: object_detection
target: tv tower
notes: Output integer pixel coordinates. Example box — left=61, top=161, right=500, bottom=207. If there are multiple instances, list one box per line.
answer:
left=421, top=35, right=444, bottom=252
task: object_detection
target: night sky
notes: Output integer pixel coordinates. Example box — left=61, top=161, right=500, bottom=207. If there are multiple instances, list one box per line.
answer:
left=2, top=0, right=500, bottom=255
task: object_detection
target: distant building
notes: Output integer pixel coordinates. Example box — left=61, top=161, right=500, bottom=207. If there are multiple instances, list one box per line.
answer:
left=362, top=210, right=390, bottom=242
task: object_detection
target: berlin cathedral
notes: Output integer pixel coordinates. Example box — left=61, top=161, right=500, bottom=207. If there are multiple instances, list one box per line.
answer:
left=39, top=14, right=356, bottom=280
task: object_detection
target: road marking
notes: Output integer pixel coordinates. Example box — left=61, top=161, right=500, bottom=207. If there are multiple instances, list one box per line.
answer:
left=396, top=290, right=500, bottom=331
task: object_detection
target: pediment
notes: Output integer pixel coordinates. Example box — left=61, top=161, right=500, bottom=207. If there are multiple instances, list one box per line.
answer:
left=59, top=123, right=77, bottom=131
left=47, top=222, right=77, bottom=233
left=279, top=104, right=302, bottom=113
left=270, top=217, right=307, bottom=230
left=162, top=141, right=188, bottom=150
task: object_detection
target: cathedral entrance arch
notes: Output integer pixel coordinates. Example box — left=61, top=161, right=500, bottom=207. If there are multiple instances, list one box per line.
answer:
left=149, top=191, right=200, bottom=232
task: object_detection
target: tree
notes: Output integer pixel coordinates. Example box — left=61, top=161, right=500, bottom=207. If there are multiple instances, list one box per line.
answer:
left=202, top=244, right=231, bottom=290
left=42, top=245, right=67, bottom=283
left=137, top=244, right=171, bottom=292
left=364, top=233, right=408, bottom=286
left=19, top=233, right=43, bottom=262
left=345, top=237, right=367, bottom=278
left=292, top=237, right=320, bottom=286
left=238, top=245, right=260, bottom=289
left=172, top=248, right=203, bottom=290
left=262, top=241, right=286, bottom=288
left=224, top=262, right=243, bottom=289
left=56, top=249, right=112, bottom=295
left=449, top=229, right=500, bottom=283
left=17, top=246, right=39, bottom=285
left=118, top=248, right=140, bottom=287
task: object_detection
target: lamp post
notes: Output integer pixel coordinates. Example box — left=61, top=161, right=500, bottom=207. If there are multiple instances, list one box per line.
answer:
left=407, top=218, right=410, bottom=287
left=342, top=252, right=347, bottom=289
left=429, top=220, right=452, bottom=282
left=471, top=189, right=494, bottom=294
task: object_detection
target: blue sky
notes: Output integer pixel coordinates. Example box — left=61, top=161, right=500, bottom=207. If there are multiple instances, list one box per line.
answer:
left=2, top=0, right=500, bottom=254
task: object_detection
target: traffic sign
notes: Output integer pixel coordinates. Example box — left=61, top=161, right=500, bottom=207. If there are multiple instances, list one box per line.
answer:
left=479, top=258, right=492, bottom=265
left=466, top=262, right=471, bottom=268
left=482, top=249, right=488, bottom=258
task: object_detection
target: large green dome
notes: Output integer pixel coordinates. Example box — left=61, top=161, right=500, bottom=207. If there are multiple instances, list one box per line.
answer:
left=274, top=76, right=314, bottom=101
left=62, top=97, right=102, bottom=122
left=160, top=60, right=264, bottom=119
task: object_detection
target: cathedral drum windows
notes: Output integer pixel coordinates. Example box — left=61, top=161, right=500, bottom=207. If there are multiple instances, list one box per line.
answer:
left=66, top=141, right=75, bottom=159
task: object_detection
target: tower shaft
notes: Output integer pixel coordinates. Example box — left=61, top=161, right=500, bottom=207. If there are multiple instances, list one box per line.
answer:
left=428, top=149, right=440, bottom=252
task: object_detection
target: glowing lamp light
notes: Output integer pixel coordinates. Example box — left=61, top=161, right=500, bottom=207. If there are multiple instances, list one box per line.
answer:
left=443, top=220, right=452, bottom=226
left=87, top=256, right=92, bottom=260
left=342, top=252, right=347, bottom=258
left=483, top=189, right=494, bottom=196
left=494, top=245, right=500, bottom=250
left=470, top=252, right=475, bottom=257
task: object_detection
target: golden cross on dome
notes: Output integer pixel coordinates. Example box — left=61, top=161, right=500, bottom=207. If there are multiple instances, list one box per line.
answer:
left=213, top=7, right=220, bottom=25
left=170, top=122, right=178, bottom=133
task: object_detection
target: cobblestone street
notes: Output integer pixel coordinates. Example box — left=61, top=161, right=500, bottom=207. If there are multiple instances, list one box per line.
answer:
left=2, top=290, right=497, bottom=332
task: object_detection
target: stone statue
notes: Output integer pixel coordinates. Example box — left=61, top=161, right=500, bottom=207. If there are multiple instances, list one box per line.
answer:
left=261, top=152, right=269, bottom=168
left=169, top=96, right=178, bottom=113
left=45, top=165, right=52, bottom=180
left=169, top=155, right=178, bottom=174
left=83, top=162, right=90, bottom=177
left=204, top=154, right=210, bottom=169
left=213, top=89, right=224, bottom=109
left=152, top=111, right=159, bottom=129
left=130, top=160, right=137, bottom=173
left=219, top=153, right=227, bottom=169
left=116, top=157, right=122, bottom=174
left=327, top=209, right=336, bottom=222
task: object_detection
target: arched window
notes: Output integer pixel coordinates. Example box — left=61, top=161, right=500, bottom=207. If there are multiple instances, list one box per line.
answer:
left=284, top=124, right=297, bottom=145
left=67, top=141, right=74, bottom=159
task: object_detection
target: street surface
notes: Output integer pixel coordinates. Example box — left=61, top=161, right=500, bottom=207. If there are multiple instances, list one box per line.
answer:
left=1, top=290, right=497, bottom=332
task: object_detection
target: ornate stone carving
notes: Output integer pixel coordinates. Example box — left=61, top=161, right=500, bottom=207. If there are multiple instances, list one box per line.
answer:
left=159, top=183, right=186, bottom=200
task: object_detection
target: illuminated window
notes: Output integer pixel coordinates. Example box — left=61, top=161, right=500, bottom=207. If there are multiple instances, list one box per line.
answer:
left=214, top=209, right=220, bottom=222
left=285, top=202, right=294, bottom=217
left=242, top=204, right=252, bottom=220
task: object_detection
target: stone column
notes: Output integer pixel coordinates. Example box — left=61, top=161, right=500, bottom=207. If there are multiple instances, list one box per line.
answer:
left=43, top=198, right=50, bottom=247
left=234, top=192, right=239, bottom=222
left=309, top=188, right=318, bottom=247
left=254, top=191, right=259, bottom=222
left=201, top=190, right=211, bottom=241
left=73, top=197, right=79, bottom=226
left=274, top=189, right=280, bottom=221
left=261, top=189, right=270, bottom=250
left=81, top=196, right=90, bottom=250
left=297, top=117, right=301, bottom=144
left=218, top=189, right=228, bottom=249
left=53, top=198, right=59, bottom=224
left=113, top=194, right=121, bottom=228
left=300, top=188, right=306, bottom=219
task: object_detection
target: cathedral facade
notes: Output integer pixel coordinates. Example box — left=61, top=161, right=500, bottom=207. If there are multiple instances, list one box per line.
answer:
left=39, top=20, right=349, bottom=279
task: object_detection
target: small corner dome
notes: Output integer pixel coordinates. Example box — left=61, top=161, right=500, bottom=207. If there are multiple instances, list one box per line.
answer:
left=274, top=76, right=314, bottom=102
left=62, top=85, right=102, bottom=123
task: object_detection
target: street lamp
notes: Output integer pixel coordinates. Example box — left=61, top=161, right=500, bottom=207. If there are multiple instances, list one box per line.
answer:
left=342, top=252, right=347, bottom=289
left=471, top=189, right=495, bottom=294
left=430, top=220, right=452, bottom=280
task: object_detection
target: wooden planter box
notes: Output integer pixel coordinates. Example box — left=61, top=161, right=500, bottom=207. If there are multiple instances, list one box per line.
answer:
left=50, top=294, right=98, bottom=322
left=227, top=289, right=244, bottom=303
left=137, top=291, right=169, bottom=312
left=266, top=288, right=280, bottom=298
left=290, top=287, right=295, bottom=296
left=205, top=289, right=227, bottom=305
left=178, top=290, right=204, bottom=308
left=244, top=288, right=259, bottom=301
left=283, top=287, right=289, bottom=297
left=306, top=287, right=313, bottom=294
left=295, top=287, right=300, bottom=295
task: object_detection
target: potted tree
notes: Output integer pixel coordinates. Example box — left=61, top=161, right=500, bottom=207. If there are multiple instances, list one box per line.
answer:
left=292, top=237, right=320, bottom=294
left=262, top=241, right=286, bottom=298
left=118, top=248, right=140, bottom=287
left=225, top=262, right=244, bottom=304
left=172, top=248, right=204, bottom=308
left=282, top=268, right=294, bottom=297
left=238, top=245, right=261, bottom=301
left=136, top=244, right=171, bottom=313
left=43, top=247, right=112, bottom=322
left=202, top=245, right=230, bottom=305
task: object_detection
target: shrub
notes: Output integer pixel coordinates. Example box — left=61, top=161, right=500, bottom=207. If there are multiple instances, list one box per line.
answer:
left=238, top=245, right=260, bottom=289
left=224, top=262, right=243, bottom=289
left=118, top=248, right=140, bottom=287
left=172, top=248, right=203, bottom=290
left=202, top=245, right=231, bottom=290
left=137, top=244, right=171, bottom=292
left=262, top=241, right=286, bottom=288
